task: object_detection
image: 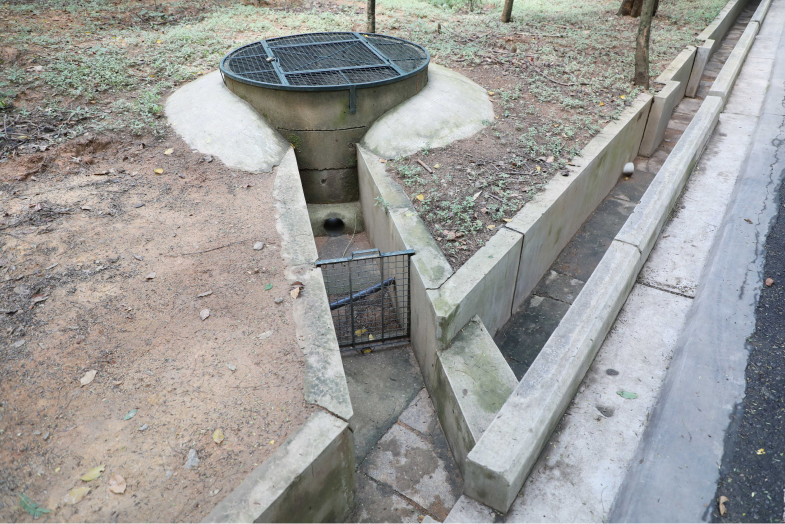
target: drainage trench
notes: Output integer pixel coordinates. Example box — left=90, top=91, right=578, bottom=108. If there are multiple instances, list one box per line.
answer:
left=493, top=4, right=757, bottom=380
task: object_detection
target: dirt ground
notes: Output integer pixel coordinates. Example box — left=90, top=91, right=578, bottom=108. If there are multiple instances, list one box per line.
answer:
left=0, top=132, right=313, bottom=522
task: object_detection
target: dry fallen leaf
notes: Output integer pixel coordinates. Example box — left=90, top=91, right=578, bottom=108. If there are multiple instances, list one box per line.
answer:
left=81, top=465, right=105, bottom=482
left=63, top=486, right=90, bottom=505
left=718, top=495, right=729, bottom=516
left=765, top=278, right=774, bottom=287
left=487, top=224, right=496, bottom=229
left=164, top=148, right=173, bottom=155
left=213, top=428, right=225, bottom=445
left=290, top=287, right=300, bottom=299
left=108, top=474, right=126, bottom=494
left=80, top=369, right=97, bottom=387
left=154, top=168, right=163, bottom=175
left=416, top=194, right=424, bottom=201
left=756, top=448, right=765, bottom=455
left=546, top=156, right=554, bottom=163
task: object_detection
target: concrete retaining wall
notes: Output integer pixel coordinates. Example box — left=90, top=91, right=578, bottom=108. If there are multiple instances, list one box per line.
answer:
left=507, top=94, right=652, bottom=311
left=640, top=47, right=696, bottom=157
left=687, top=0, right=751, bottom=97
left=206, top=148, right=355, bottom=523
left=203, top=412, right=354, bottom=523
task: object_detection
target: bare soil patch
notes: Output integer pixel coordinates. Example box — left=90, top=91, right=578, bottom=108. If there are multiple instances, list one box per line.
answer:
left=0, top=131, right=312, bottom=522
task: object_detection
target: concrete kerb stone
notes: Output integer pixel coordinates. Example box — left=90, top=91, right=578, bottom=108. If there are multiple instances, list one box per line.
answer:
left=617, top=96, right=723, bottom=262
left=506, top=93, right=652, bottom=312
left=203, top=411, right=354, bottom=523
left=434, top=316, right=518, bottom=472
left=463, top=240, right=641, bottom=514
left=431, top=228, right=524, bottom=343
left=686, top=41, right=714, bottom=98
left=641, top=47, right=696, bottom=156
left=357, top=145, right=518, bottom=471
left=639, top=81, right=683, bottom=157
left=206, top=147, right=355, bottom=523
left=697, top=0, right=750, bottom=55
left=708, top=20, right=761, bottom=105
left=751, top=0, right=773, bottom=24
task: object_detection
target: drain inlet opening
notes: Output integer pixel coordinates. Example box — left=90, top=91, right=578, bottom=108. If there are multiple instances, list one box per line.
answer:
left=324, top=217, right=346, bottom=235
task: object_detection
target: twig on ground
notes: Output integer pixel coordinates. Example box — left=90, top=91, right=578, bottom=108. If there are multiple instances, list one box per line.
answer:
left=169, top=239, right=251, bottom=257
left=417, top=159, right=433, bottom=174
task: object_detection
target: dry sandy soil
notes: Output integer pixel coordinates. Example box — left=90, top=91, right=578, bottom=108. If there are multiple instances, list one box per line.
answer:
left=0, top=132, right=313, bottom=522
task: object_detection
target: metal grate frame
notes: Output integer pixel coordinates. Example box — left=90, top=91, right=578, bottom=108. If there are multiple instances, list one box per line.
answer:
left=220, top=32, right=429, bottom=91
left=316, top=249, right=414, bottom=351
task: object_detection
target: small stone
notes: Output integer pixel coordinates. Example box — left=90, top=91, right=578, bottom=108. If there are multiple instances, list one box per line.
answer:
left=200, top=309, right=210, bottom=320
left=42, top=432, right=50, bottom=440
left=274, top=298, right=283, bottom=304
left=32, top=430, right=41, bottom=436
left=138, top=424, right=149, bottom=431
left=146, top=272, right=156, bottom=280
left=253, top=242, right=265, bottom=251
left=134, top=202, right=145, bottom=208
left=226, top=363, right=236, bottom=372
left=184, top=449, right=199, bottom=469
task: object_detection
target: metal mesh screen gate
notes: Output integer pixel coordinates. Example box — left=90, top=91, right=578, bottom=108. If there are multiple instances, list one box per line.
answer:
left=316, top=249, right=414, bottom=351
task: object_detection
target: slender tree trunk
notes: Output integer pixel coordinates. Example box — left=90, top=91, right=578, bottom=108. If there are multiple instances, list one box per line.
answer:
left=634, top=0, right=657, bottom=88
left=501, top=0, right=514, bottom=22
left=618, top=0, right=658, bottom=17
left=367, top=0, right=376, bottom=33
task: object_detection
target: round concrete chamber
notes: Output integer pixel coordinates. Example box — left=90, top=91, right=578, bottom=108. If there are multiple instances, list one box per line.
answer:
left=220, top=32, right=430, bottom=205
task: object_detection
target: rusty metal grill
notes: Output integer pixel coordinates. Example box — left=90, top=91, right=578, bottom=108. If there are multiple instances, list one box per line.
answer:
left=316, top=249, right=413, bottom=351
left=220, top=32, right=429, bottom=90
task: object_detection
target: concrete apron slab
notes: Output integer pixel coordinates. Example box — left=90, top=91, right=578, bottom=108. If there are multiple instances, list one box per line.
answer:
left=165, top=71, right=289, bottom=173
left=458, top=0, right=766, bottom=514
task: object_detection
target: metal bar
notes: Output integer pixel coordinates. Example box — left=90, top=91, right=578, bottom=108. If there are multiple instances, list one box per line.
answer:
left=349, top=262, right=355, bottom=348
left=339, top=337, right=410, bottom=354
left=406, top=255, right=412, bottom=337
left=353, top=32, right=405, bottom=76
left=330, top=277, right=395, bottom=310
left=280, top=63, right=390, bottom=76
left=260, top=40, right=290, bottom=86
left=268, top=38, right=358, bottom=50
left=380, top=256, right=385, bottom=341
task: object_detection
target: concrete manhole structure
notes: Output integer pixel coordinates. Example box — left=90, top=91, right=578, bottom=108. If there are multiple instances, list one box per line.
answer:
left=219, top=32, right=430, bottom=234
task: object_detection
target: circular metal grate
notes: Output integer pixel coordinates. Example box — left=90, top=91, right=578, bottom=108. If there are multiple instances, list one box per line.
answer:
left=220, top=32, right=430, bottom=91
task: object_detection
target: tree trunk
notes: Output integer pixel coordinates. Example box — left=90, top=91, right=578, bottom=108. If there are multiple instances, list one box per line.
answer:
left=501, top=0, right=514, bottom=22
left=618, top=0, right=658, bottom=17
left=634, top=0, right=657, bottom=88
left=367, top=0, right=376, bottom=33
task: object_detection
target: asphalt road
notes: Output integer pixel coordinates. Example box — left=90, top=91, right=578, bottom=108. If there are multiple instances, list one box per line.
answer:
left=711, top=163, right=785, bottom=523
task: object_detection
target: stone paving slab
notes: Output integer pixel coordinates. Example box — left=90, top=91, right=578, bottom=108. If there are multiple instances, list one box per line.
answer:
left=348, top=474, right=424, bottom=523
left=399, top=388, right=439, bottom=435
left=363, top=423, right=462, bottom=520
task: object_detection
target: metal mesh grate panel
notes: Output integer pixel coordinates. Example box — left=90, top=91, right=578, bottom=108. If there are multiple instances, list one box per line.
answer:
left=220, top=32, right=429, bottom=90
left=317, top=249, right=413, bottom=350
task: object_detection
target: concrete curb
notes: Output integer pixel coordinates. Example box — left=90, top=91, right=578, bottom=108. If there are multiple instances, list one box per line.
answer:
left=205, top=148, right=355, bottom=523
left=461, top=0, right=765, bottom=513
left=708, top=20, right=760, bottom=105
left=751, top=0, right=773, bottom=23
left=203, top=411, right=354, bottom=523
left=688, top=0, right=751, bottom=97
left=640, top=46, right=696, bottom=157
left=464, top=240, right=641, bottom=513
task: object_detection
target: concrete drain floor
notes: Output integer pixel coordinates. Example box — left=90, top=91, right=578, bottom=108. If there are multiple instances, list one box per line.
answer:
left=493, top=5, right=751, bottom=379
left=315, top=232, right=463, bottom=522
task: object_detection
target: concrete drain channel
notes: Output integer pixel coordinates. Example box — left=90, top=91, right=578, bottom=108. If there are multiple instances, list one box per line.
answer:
left=190, top=2, right=766, bottom=517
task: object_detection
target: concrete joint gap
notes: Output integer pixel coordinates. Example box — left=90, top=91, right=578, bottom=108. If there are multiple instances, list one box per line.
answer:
left=280, top=126, right=368, bottom=132
left=396, top=420, right=426, bottom=437
left=637, top=280, right=695, bottom=300
left=360, top=471, right=436, bottom=520
left=614, top=238, right=643, bottom=255
left=310, top=403, right=352, bottom=424
left=533, top=292, right=573, bottom=307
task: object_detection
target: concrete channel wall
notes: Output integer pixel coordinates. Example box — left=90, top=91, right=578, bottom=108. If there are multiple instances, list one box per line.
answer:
left=462, top=0, right=765, bottom=512
left=204, top=148, right=355, bottom=523
left=687, top=0, right=751, bottom=96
